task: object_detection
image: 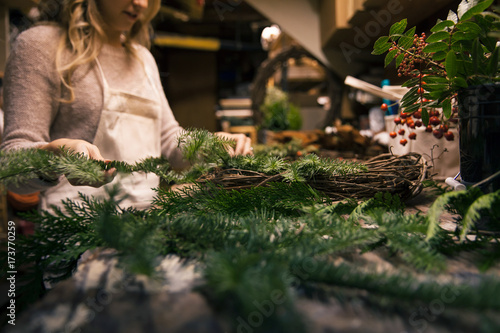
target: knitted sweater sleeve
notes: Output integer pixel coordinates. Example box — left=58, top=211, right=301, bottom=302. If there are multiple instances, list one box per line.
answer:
left=1, top=26, right=61, bottom=151
left=0, top=26, right=63, bottom=194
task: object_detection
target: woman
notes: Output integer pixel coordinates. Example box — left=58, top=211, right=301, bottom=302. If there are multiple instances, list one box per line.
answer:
left=1, top=0, right=252, bottom=210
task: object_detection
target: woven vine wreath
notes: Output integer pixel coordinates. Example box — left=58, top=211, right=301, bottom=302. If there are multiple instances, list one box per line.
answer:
left=196, top=152, right=428, bottom=202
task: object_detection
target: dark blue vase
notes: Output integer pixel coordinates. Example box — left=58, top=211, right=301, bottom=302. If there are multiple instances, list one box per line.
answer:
left=458, top=84, right=500, bottom=193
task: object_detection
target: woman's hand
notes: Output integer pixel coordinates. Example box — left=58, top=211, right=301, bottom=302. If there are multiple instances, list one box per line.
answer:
left=215, top=132, right=253, bottom=156
left=41, top=138, right=116, bottom=187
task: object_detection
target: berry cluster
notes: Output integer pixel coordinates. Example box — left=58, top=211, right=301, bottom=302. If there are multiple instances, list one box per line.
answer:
left=384, top=103, right=457, bottom=146
left=388, top=33, right=430, bottom=78
left=382, top=32, right=456, bottom=147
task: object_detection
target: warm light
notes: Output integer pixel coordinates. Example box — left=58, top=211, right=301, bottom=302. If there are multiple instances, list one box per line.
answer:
left=260, top=24, right=281, bottom=50
left=317, top=96, right=330, bottom=106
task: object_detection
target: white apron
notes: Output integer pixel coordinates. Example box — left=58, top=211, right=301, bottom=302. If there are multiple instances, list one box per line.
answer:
left=40, top=58, right=162, bottom=211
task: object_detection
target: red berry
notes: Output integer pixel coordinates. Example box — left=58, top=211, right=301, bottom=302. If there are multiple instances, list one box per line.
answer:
left=389, top=131, right=397, bottom=138
left=381, top=103, right=388, bottom=111
left=400, top=139, right=408, bottom=146
left=429, top=116, right=441, bottom=126
left=439, top=124, right=449, bottom=132
left=409, top=132, right=417, bottom=140
left=433, top=129, right=443, bottom=139
left=394, top=117, right=401, bottom=125
left=444, top=131, right=455, bottom=141
left=430, top=110, right=440, bottom=117
left=400, top=112, right=408, bottom=119
left=413, top=110, right=422, bottom=119
left=425, top=125, right=433, bottom=133
left=398, top=128, right=406, bottom=136
left=415, top=120, right=423, bottom=127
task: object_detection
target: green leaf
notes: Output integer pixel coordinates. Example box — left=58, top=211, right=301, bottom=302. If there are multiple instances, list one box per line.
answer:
left=482, top=35, right=498, bottom=53
left=400, top=87, right=419, bottom=107
left=431, top=51, right=447, bottom=62
left=372, top=36, right=391, bottom=55
left=399, top=27, right=417, bottom=49
left=456, top=21, right=482, bottom=34
left=423, top=42, right=449, bottom=53
left=395, top=53, right=405, bottom=68
left=405, top=26, right=417, bottom=37
left=452, top=31, right=477, bottom=41
left=426, top=31, right=450, bottom=43
left=423, top=83, right=448, bottom=92
left=445, top=51, right=458, bottom=79
left=431, top=86, right=454, bottom=99
left=487, top=46, right=499, bottom=76
left=472, top=38, right=483, bottom=74
left=461, top=0, right=494, bottom=21
left=431, top=20, right=455, bottom=32
left=421, top=107, right=429, bottom=126
left=398, top=36, right=414, bottom=50
left=422, top=75, right=449, bottom=84
left=403, top=103, right=421, bottom=113
left=442, top=99, right=452, bottom=119
left=385, top=49, right=398, bottom=67
left=453, top=77, right=468, bottom=88
left=401, top=77, right=420, bottom=88
left=389, top=19, right=408, bottom=37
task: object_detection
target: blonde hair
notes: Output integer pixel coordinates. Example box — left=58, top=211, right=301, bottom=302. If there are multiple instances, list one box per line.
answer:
left=37, top=0, right=161, bottom=102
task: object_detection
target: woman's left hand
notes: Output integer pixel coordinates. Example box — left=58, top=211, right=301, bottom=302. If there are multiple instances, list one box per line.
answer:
left=215, top=132, right=253, bottom=156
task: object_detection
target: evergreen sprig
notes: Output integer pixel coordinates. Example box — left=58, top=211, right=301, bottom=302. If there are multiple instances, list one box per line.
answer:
left=1, top=129, right=500, bottom=331
left=2, top=183, right=500, bottom=331
left=426, top=187, right=500, bottom=241
left=177, top=128, right=232, bottom=165
left=0, top=148, right=174, bottom=188
left=0, top=129, right=368, bottom=192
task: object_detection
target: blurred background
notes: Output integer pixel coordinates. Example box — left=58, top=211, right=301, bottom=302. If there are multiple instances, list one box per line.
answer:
left=0, top=0, right=462, bottom=135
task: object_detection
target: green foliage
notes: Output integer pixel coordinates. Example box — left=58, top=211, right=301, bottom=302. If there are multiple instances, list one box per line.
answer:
left=0, top=148, right=105, bottom=188
left=261, top=86, right=303, bottom=131
left=0, top=130, right=367, bottom=194
left=2, top=181, right=500, bottom=331
left=0, top=148, right=175, bottom=187
left=177, top=128, right=232, bottom=165
left=426, top=187, right=500, bottom=242
left=1, top=129, right=500, bottom=331
left=282, top=154, right=368, bottom=182
left=372, top=0, right=499, bottom=117
left=152, top=182, right=329, bottom=218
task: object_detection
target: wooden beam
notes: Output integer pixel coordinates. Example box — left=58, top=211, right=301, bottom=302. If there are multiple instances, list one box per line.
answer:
left=0, top=5, right=9, bottom=74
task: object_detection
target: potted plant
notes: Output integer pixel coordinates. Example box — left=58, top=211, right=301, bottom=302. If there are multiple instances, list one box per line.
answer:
left=372, top=0, right=500, bottom=191
left=261, top=86, right=303, bottom=132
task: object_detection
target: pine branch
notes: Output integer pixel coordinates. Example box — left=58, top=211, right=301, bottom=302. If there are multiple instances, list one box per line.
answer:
left=177, top=128, right=232, bottom=165
left=0, top=148, right=174, bottom=187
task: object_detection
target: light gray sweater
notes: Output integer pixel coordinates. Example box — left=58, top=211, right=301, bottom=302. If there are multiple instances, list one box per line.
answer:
left=1, top=25, right=187, bottom=194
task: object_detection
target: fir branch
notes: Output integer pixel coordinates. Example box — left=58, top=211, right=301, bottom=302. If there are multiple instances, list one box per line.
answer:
left=460, top=190, right=500, bottom=241
left=177, top=128, right=232, bottom=165
left=152, top=182, right=329, bottom=218
left=0, top=148, right=174, bottom=188
left=304, top=259, right=500, bottom=310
